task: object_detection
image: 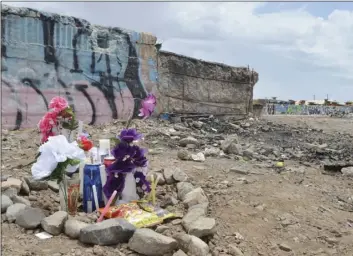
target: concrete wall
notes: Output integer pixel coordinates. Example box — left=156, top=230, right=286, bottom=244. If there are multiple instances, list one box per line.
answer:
left=1, top=5, right=158, bottom=130
left=157, top=51, right=258, bottom=116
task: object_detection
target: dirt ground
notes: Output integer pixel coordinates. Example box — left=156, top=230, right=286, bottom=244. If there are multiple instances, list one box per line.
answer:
left=1, top=116, right=353, bottom=256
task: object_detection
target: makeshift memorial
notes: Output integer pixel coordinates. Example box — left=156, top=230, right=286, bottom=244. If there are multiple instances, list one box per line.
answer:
left=31, top=96, right=86, bottom=213
left=103, top=93, right=157, bottom=205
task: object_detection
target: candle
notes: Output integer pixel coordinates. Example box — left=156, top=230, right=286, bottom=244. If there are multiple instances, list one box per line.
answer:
left=92, top=185, right=99, bottom=211
left=79, top=161, right=85, bottom=196
left=97, top=190, right=117, bottom=223
left=99, top=165, right=107, bottom=203
left=99, top=139, right=110, bottom=152
left=77, top=120, right=83, bottom=135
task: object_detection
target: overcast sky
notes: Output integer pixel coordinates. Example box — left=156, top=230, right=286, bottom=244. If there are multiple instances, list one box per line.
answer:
left=4, top=1, right=353, bottom=103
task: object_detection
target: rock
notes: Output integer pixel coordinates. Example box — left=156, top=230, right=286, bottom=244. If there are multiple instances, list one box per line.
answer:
left=24, top=177, right=48, bottom=191
left=11, top=195, right=31, bottom=206
left=221, top=135, right=241, bottom=154
left=64, top=219, right=90, bottom=239
left=173, top=168, right=188, bottom=182
left=229, top=244, right=244, bottom=256
left=6, top=203, right=27, bottom=223
left=155, top=225, right=169, bottom=233
left=1, top=175, right=10, bottom=181
left=180, top=137, right=199, bottom=147
left=229, top=167, right=249, bottom=175
left=1, top=195, right=13, bottom=213
left=184, top=217, right=216, bottom=238
left=128, top=228, right=178, bottom=256
left=1, top=178, right=22, bottom=191
left=163, top=168, right=175, bottom=184
left=80, top=218, right=136, bottom=245
left=204, top=147, right=220, bottom=157
left=174, top=233, right=210, bottom=256
left=2, top=187, right=18, bottom=198
left=278, top=243, right=292, bottom=252
left=177, top=149, right=191, bottom=161
left=48, top=180, right=59, bottom=192
left=147, top=172, right=166, bottom=185
left=177, top=182, right=195, bottom=201
left=192, top=121, right=204, bottom=129
left=182, top=204, right=208, bottom=228
left=161, top=196, right=178, bottom=208
left=191, top=152, right=205, bottom=162
left=20, top=178, right=30, bottom=195
left=342, top=167, right=353, bottom=177
left=243, top=149, right=254, bottom=159
left=16, top=207, right=46, bottom=229
left=173, top=249, right=188, bottom=256
left=183, top=187, right=209, bottom=208
left=41, top=211, right=68, bottom=235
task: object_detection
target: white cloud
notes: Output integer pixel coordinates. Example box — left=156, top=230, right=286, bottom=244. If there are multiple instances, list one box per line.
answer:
left=3, top=2, right=353, bottom=101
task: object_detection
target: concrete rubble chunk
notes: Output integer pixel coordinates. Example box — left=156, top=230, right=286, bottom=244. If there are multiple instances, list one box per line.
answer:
left=186, top=217, right=216, bottom=238
left=173, top=249, right=188, bottom=256
left=64, top=219, right=90, bottom=239
left=191, top=152, right=205, bottom=162
left=342, top=167, right=353, bottom=177
left=174, top=233, right=210, bottom=256
left=179, top=136, right=199, bottom=147
left=1, top=177, right=22, bottom=191
left=6, top=203, right=27, bottom=223
left=173, top=168, right=188, bottom=182
left=221, top=135, right=240, bottom=154
left=182, top=205, right=207, bottom=229
left=1, top=195, right=13, bottom=213
left=16, top=207, right=46, bottom=229
left=177, top=182, right=195, bottom=201
left=80, top=218, right=136, bottom=245
left=128, top=228, right=178, bottom=256
left=183, top=187, right=209, bottom=208
left=24, top=177, right=48, bottom=191
left=41, top=211, right=68, bottom=235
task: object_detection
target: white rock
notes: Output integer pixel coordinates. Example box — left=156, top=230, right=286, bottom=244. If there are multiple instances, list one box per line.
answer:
left=6, top=203, right=27, bottom=223
left=177, top=182, right=194, bottom=201
left=173, top=249, right=188, bottom=256
left=342, top=167, right=353, bottom=177
left=41, top=211, right=68, bottom=235
left=191, top=152, right=205, bottom=162
left=128, top=228, right=178, bottom=256
left=1, top=178, right=22, bottom=191
left=187, top=217, right=216, bottom=238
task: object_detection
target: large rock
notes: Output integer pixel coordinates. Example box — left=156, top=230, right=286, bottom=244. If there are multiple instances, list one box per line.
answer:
left=2, top=187, right=18, bottom=198
left=173, top=168, right=188, bottom=182
left=177, top=182, right=194, bottom=201
left=65, top=219, right=90, bottom=239
left=1, top=195, right=13, bottom=213
left=6, top=203, right=27, bottom=223
left=182, top=204, right=208, bottom=228
left=173, top=250, right=188, bottom=256
left=80, top=218, right=135, bottom=245
left=128, top=228, right=178, bottom=256
left=20, top=178, right=30, bottom=195
left=48, top=181, right=59, bottom=192
left=342, top=167, right=353, bottom=177
left=41, top=211, right=68, bottom=235
left=1, top=178, right=22, bottom=191
left=183, top=187, right=209, bottom=208
left=24, top=177, right=48, bottom=191
left=185, top=217, right=216, bottom=238
left=16, top=207, right=45, bottom=229
left=174, top=233, right=210, bottom=256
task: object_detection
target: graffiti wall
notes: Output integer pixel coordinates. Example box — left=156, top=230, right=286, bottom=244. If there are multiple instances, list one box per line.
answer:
left=263, top=104, right=353, bottom=117
left=1, top=5, right=158, bottom=130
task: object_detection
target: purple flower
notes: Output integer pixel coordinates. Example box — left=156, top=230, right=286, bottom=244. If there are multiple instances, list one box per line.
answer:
left=118, top=128, right=143, bottom=143
left=138, top=93, right=157, bottom=119
left=103, top=173, right=125, bottom=199
left=110, top=143, right=147, bottom=168
left=134, top=171, right=151, bottom=193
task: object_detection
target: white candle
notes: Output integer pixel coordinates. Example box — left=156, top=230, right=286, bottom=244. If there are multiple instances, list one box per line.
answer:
left=99, top=165, right=107, bottom=204
left=77, top=120, right=83, bottom=135
left=99, top=139, right=110, bottom=152
left=92, top=185, right=99, bottom=211
left=79, top=161, right=85, bottom=196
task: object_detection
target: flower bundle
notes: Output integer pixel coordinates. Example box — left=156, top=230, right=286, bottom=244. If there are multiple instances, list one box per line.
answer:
left=77, top=134, right=93, bottom=152
left=103, top=93, right=157, bottom=201
left=38, top=96, right=78, bottom=143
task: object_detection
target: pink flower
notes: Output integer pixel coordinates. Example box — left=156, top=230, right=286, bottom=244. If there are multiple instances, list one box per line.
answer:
left=138, top=94, right=156, bottom=119
left=49, top=96, right=68, bottom=114
left=38, top=112, right=58, bottom=143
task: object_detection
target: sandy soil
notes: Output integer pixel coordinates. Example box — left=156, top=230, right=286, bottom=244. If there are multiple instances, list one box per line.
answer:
left=1, top=116, right=353, bottom=256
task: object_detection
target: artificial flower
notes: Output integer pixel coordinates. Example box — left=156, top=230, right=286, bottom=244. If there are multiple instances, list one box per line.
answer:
left=38, top=111, right=58, bottom=143
left=49, top=96, right=69, bottom=114
left=110, top=143, right=147, bottom=167
left=77, top=135, right=93, bottom=151
left=138, top=93, right=156, bottom=119
left=134, top=171, right=151, bottom=193
left=118, top=128, right=143, bottom=143
left=103, top=173, right=126, bottom=199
